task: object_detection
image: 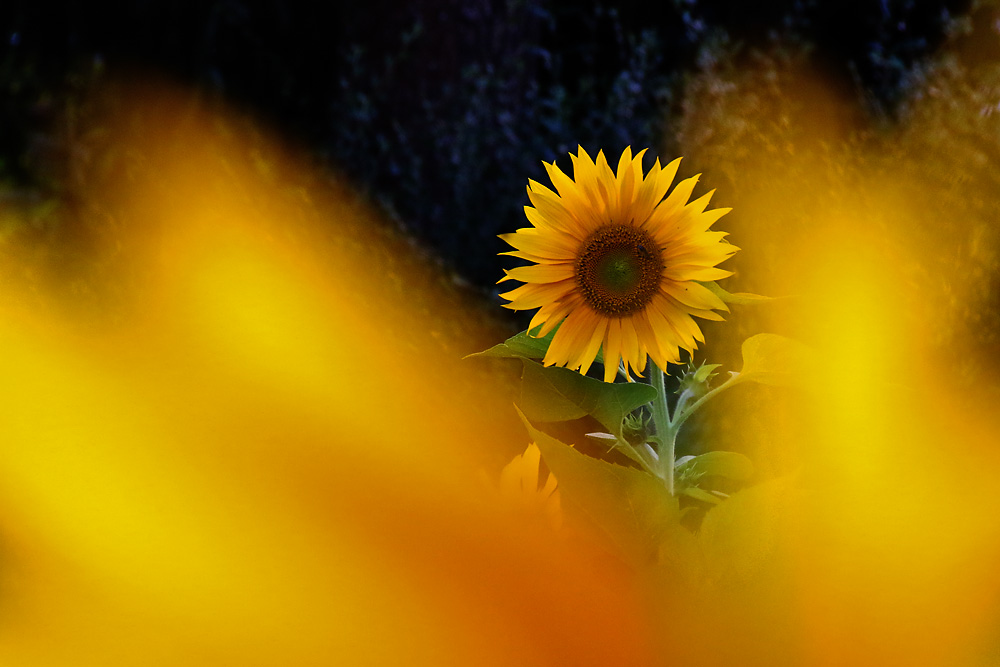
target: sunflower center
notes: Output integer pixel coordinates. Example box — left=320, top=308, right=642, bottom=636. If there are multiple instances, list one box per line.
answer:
left=575, top=225, right=663, bottom=316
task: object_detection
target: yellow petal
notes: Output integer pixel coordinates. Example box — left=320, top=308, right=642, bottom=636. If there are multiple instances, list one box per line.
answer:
left=573, top=314, right=607, bottom=376
left=499, top=282, right=575, bottom=309
left=500, top=264, right=575, bottom=285
left=544, top=308, right=591, bottom=367
left=689, top=206, right=731, bottom=233
left=621, top=317, right=641, bottom=374
left=660, top=281, right=727, bottom=311
left=544, top=161, right=603, bottom=232
left=630, top=158, right=662, bottom=225
left=632, top=311, right=671, bottom=371
left=603, top=318, right=623, bottom=383
left=663, top=265, right=734, bottom=282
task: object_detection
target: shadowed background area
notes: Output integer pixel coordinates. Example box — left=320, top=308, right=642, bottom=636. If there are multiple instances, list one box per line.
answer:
left=0, top=0, right=973, bottom=286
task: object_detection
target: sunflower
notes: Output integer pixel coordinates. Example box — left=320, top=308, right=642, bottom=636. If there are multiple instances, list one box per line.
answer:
left=498, top=146, right=737, bottom=382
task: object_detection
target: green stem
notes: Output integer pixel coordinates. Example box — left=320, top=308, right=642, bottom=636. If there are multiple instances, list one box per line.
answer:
left=649, top=363, right=676, bottom=495
left=671, top=373, right=742, bottom=431
left=673, top=388, right=694, bottom=425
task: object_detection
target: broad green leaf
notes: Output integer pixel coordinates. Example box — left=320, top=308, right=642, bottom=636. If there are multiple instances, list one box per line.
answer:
left=521, top=411, right=679, bottom=564
left=675, top=450, right=754, bottom=483
left=733, top=333, right=812, bottom=388
left=519, top=359, right=588, bottom=423
left=702, top=281, right=776, bottom=305
left=466, top=324, right=604, bottom=365
left=518, top=359, right=656, bottom=438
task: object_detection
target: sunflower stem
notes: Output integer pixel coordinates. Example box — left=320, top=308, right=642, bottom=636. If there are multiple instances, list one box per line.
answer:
left=649, top=363, right=676, bottom=495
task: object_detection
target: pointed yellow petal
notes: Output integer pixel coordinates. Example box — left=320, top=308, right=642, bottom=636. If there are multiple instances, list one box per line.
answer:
left=663, top=265, right=734, bottom=282
left=621, top=316, right=641, bottom=372
left=544, top=161, right=603, bottom=232
left=544, top=308, right=590, bottom=367
left=500, top=264, right=575, bottom=285
left=499, top=281, right=575, bottom=309
left=660, top=281, right=727, bottom=311
left=573, top=314, right=607, bottom=376
left=603, top=318, right=623, bottom=383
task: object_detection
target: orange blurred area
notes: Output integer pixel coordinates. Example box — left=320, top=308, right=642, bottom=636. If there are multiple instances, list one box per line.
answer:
left=0, top=84, right=654, bottom=666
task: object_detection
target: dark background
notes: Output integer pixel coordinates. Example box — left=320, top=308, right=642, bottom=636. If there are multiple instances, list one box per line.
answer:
left=0, top=0, right=972, bottom=290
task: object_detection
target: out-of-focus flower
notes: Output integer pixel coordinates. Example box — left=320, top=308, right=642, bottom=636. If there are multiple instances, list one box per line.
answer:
left=499, top=146, right=737, bottom=381
left=499, top=443, right=561, bottom=529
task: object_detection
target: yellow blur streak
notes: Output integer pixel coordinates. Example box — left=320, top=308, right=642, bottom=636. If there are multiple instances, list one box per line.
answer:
left=0, top=86, right=652, bottom=667
left=679, top=35, right=1000, bottom=664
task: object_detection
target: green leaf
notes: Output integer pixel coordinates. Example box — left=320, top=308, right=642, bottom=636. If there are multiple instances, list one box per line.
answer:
left=464, top=326, right=557, bottom=361
left=734, top=333, right=812, bottom=388
left=466, top=324, right=605, bottom=365
left=702, top=281, right=776, bottom=305
left=521, top=411, right=679, bottom=565
left=584, top=432, right=652, bottom=470
left=679, top=487, right=724, bottom=505
left=518, top=359, right=656, bottom=439
left=519, top=359, right=588, bottom=422
left=675, top=450, right=754, bottom=483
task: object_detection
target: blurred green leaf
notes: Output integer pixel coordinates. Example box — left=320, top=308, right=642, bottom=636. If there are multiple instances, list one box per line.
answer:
left=676, top=450, right=754, bottom=483
left=703, top=281, right=776, bottom=305
left=679, top=487, right=723, bottom=505
left=521, top=410, right=679, bottom=565
left=699, top=478, right=799, bottom=585
left=734, top=333, right=812, bottom=388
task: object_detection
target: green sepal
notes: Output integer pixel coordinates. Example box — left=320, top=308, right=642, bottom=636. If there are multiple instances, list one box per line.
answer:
left=520, top=409, right=680, bottom=565
left=692, top=362, right=721, bottom=384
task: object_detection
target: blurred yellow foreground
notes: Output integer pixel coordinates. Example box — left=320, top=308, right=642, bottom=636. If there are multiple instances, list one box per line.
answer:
left=0, top=86, right=651, bottom=666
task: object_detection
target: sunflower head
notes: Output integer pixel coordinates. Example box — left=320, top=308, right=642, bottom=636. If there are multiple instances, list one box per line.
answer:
left=498, top=146, right=737, bottom=382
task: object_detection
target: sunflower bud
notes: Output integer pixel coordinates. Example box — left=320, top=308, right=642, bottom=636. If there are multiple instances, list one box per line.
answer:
left=678, top=359, right=721, bottom=398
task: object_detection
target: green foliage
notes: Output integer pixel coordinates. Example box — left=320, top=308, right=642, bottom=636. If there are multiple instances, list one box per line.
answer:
left=466, top=326, right=558, bottom=362
left=470, top=326, right=657, bottom=442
